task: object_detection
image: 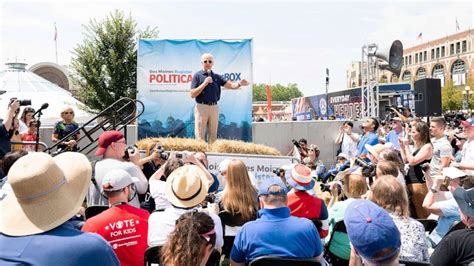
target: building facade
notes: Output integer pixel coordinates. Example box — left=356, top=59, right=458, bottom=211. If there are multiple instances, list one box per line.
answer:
left=348, top=29, right=474, bottom=88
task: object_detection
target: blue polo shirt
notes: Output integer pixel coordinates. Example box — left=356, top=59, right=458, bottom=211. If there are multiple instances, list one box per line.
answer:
left=0, top=221, right=119, bottom=265
left=386, top=130, right=402, bottom=150
left=230, top=207, right=323, bottom=263
left=357, top=132, right=379, bottom=157
left=190, top=70, right=227, bottom=103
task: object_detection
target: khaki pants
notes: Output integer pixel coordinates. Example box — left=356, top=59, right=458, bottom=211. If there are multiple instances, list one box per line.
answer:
left=194, top=103, right=219, bottom=143
left=407, top=183, right=429, bottom=219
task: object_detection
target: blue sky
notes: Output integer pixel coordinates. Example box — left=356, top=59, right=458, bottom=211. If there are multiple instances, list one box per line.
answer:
left=1, top=0, right=473, bottom=96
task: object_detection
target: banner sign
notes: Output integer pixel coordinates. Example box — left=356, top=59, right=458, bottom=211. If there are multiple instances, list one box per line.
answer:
left=206, top=153, right=294, bottom=188
left=292, top=83, right=412, bottom=120
left=137, top=39, right=253, bottom=141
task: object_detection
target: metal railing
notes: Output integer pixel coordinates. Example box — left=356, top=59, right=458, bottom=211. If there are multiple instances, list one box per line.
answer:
left=43, top=97, right=145, bottom=156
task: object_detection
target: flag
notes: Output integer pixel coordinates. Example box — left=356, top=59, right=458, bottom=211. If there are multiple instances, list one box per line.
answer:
left=54, top=23, right=57, bottom=41
left=266, top=85, right=272, bottom=122
left=456, top=18, right=460, bottom=31
left=417, top=32, right=422, bottom=40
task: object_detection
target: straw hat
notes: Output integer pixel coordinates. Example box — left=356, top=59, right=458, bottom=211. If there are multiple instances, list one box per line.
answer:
left=166, top=165, right=209, bottom=208
left=365, top=143, right=393, bottom=158
left=0, top=152, right=91, bottom=236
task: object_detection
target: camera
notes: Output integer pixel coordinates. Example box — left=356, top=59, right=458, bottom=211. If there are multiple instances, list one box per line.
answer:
left=291, top=139, right=301, bottom=149
left=176, top=152, right=188, bottom=160
left=320, top=182, right=342, bottom=194
left=153, top=145, right=169, bottom=160
left=273, top=168, right=285, bottom=177
left=444, top=112, right=466, bottom=129
left=123, top=145, right=137, bottom=161
left=354, top=157, right=376, bottom=178
left=9, top=98, right=32, bottom=106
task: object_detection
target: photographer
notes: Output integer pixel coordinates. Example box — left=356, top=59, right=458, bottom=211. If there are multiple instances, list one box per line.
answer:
left=86, top=130, right=148, bottom=208
left=386, top=117, right=404, bottom=150
left=1, top=99, right=20, bottom=160
left=452, top=119, right=474, bottom=175
left=335, top=121, right=360, bottom=159
left=140, top=141, right=168, bottom=179
left=287, top=138, right=309, bottom=161
left=390, top=106, right=413, bottom=123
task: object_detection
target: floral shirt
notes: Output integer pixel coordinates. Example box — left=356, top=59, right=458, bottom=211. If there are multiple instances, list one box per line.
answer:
left=390, top=214, right=429, bottom=262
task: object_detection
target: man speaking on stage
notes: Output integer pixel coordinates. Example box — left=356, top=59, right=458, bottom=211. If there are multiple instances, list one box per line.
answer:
left=190, top=53, right=249, bottom=143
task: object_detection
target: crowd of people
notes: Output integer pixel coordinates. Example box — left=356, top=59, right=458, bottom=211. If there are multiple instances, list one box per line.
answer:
left=0, top=99, right=473, bottom=265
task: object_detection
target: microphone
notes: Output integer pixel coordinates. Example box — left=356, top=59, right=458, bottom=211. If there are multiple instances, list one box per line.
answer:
left=207, top=69, right=212, bottom=83
left=33, top=103, right=49, bottom=117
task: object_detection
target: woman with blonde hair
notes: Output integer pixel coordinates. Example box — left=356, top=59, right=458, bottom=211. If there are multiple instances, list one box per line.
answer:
left=400, top=121, right=433, bottom=218
left=326, top=171, right=368, bottom=264
left=161, top=212, right=216, bottom=266
left=369, top=175, right=429, bottom=262
left=52, top=107, right=80, bottom=152
left=218, top=159, right=258, bottom=222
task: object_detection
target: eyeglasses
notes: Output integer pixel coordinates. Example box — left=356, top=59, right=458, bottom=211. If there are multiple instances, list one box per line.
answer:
left=309, top=149, right=317, bottom=151
left=63, top=111, right=74, bottom=115
left=114, top=140, right=126, bottom=144
left=203, top=60, right=213, bottom=64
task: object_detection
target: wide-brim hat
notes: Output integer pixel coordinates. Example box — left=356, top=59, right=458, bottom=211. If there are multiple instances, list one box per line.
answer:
left=453, top=187, right=474, bottom=218
left=286, top=164, right=315, bottom=191
left=365, top=143, right=392, bottom=158
left=166, top=165, right=209, bottom=208
left=0, top=152, right=91, bottom=236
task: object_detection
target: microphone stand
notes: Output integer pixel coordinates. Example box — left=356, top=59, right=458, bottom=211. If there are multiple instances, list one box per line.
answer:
left=34, top=110, right=43, bottom=152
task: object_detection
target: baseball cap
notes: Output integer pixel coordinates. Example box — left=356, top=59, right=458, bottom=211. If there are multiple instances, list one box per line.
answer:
left=461, top=118, right=474, bottom=128
left=102, top=169, right=139, bottom=192
left=95, top=130, right=125, bottom=156
left=337, top=153, right=349, bottom=161
left=453, top=187, right=474, bottom=218
left=258, top=176, right=288, bottom=196
left=344, top=199, right=401, bottom=262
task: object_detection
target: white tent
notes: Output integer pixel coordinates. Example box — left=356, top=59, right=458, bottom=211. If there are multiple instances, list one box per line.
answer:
left=0, top=62, right=96, bottom=125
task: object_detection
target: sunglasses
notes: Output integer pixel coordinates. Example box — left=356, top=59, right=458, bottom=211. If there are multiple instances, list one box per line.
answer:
left=63, top=111, right=74, bottom=114
left=203, top=60, right=213, bottom=64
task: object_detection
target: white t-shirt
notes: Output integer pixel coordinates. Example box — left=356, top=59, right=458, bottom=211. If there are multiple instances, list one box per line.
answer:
left=341, top=132, right=360, bottom=159
left=149, top=179, right=171, bottom=210
left=86, top=158, right=148, bottom=208
left=461, top=139, right=474, bottom=175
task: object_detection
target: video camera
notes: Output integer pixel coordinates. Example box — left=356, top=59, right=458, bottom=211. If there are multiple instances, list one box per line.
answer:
left=444, top=112, right=466, bottom=129
left=9, top=97, right=32, bottom=107
left=273, top=168, right=286, bottom=177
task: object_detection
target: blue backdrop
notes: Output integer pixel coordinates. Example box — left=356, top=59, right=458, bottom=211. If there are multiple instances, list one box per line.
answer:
left=137, top=39, right=253, bottom=141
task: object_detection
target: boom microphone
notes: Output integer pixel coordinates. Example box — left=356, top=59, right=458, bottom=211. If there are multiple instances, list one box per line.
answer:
left=33, top=103, right=49, bottom=117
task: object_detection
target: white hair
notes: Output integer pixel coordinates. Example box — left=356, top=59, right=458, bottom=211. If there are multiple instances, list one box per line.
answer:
left=201, top=53, right=214, bottom=62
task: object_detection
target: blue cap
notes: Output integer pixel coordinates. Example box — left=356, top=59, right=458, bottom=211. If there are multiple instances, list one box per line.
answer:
left=258, top=177, right=288, bottom=196
left=344, top=199, right=401, bottom=262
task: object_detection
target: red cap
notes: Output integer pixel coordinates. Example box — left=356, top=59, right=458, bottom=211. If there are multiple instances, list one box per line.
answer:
left=95, top=130, right=124, bottom=156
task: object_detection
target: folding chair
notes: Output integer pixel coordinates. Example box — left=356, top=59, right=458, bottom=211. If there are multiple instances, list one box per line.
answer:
left=416, top=219, right=438, bottom=234
left=218, top=210, right=256, bottom=258
left=249, top=256, right=321, bottom=266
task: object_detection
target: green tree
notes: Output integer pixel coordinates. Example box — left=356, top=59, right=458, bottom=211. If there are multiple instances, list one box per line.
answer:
left=441, top=78, right=474, bottom=112
left=252, top=83, right=303, bottom=101
left=71, top=10, right=159, bottom=115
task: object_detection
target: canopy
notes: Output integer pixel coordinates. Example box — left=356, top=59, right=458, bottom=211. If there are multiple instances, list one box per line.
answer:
left=0, top=63, right=96, bottom=125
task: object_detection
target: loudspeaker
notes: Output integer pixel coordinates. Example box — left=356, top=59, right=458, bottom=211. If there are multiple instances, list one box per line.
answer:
left=375, top=40, right=404, bottom=77
left=414, top=78, right=442, bottom=117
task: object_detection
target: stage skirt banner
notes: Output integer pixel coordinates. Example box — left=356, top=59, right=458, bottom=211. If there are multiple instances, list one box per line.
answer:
left=137, top=39, right=253, bottom=141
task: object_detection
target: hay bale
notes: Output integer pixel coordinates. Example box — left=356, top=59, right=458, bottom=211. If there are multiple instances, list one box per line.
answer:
left=136, top=137, right=281, bottom=156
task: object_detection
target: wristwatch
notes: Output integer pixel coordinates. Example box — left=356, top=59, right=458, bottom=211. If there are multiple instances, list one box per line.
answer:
left=430, top=187, right=438, bottom=193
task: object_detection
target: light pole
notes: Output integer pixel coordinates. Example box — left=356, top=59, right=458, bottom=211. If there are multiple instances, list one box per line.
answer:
left=326, top=68, right=329, bottom=120
left=463, top=86, right=471, bottom=114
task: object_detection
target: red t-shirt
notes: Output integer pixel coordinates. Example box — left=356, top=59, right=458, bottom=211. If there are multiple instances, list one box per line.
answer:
left=20, top=132, right=37, bottom=151
left=287, top=190, right=329, bottom=238
left=82, top=204, right=150, bottom=266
